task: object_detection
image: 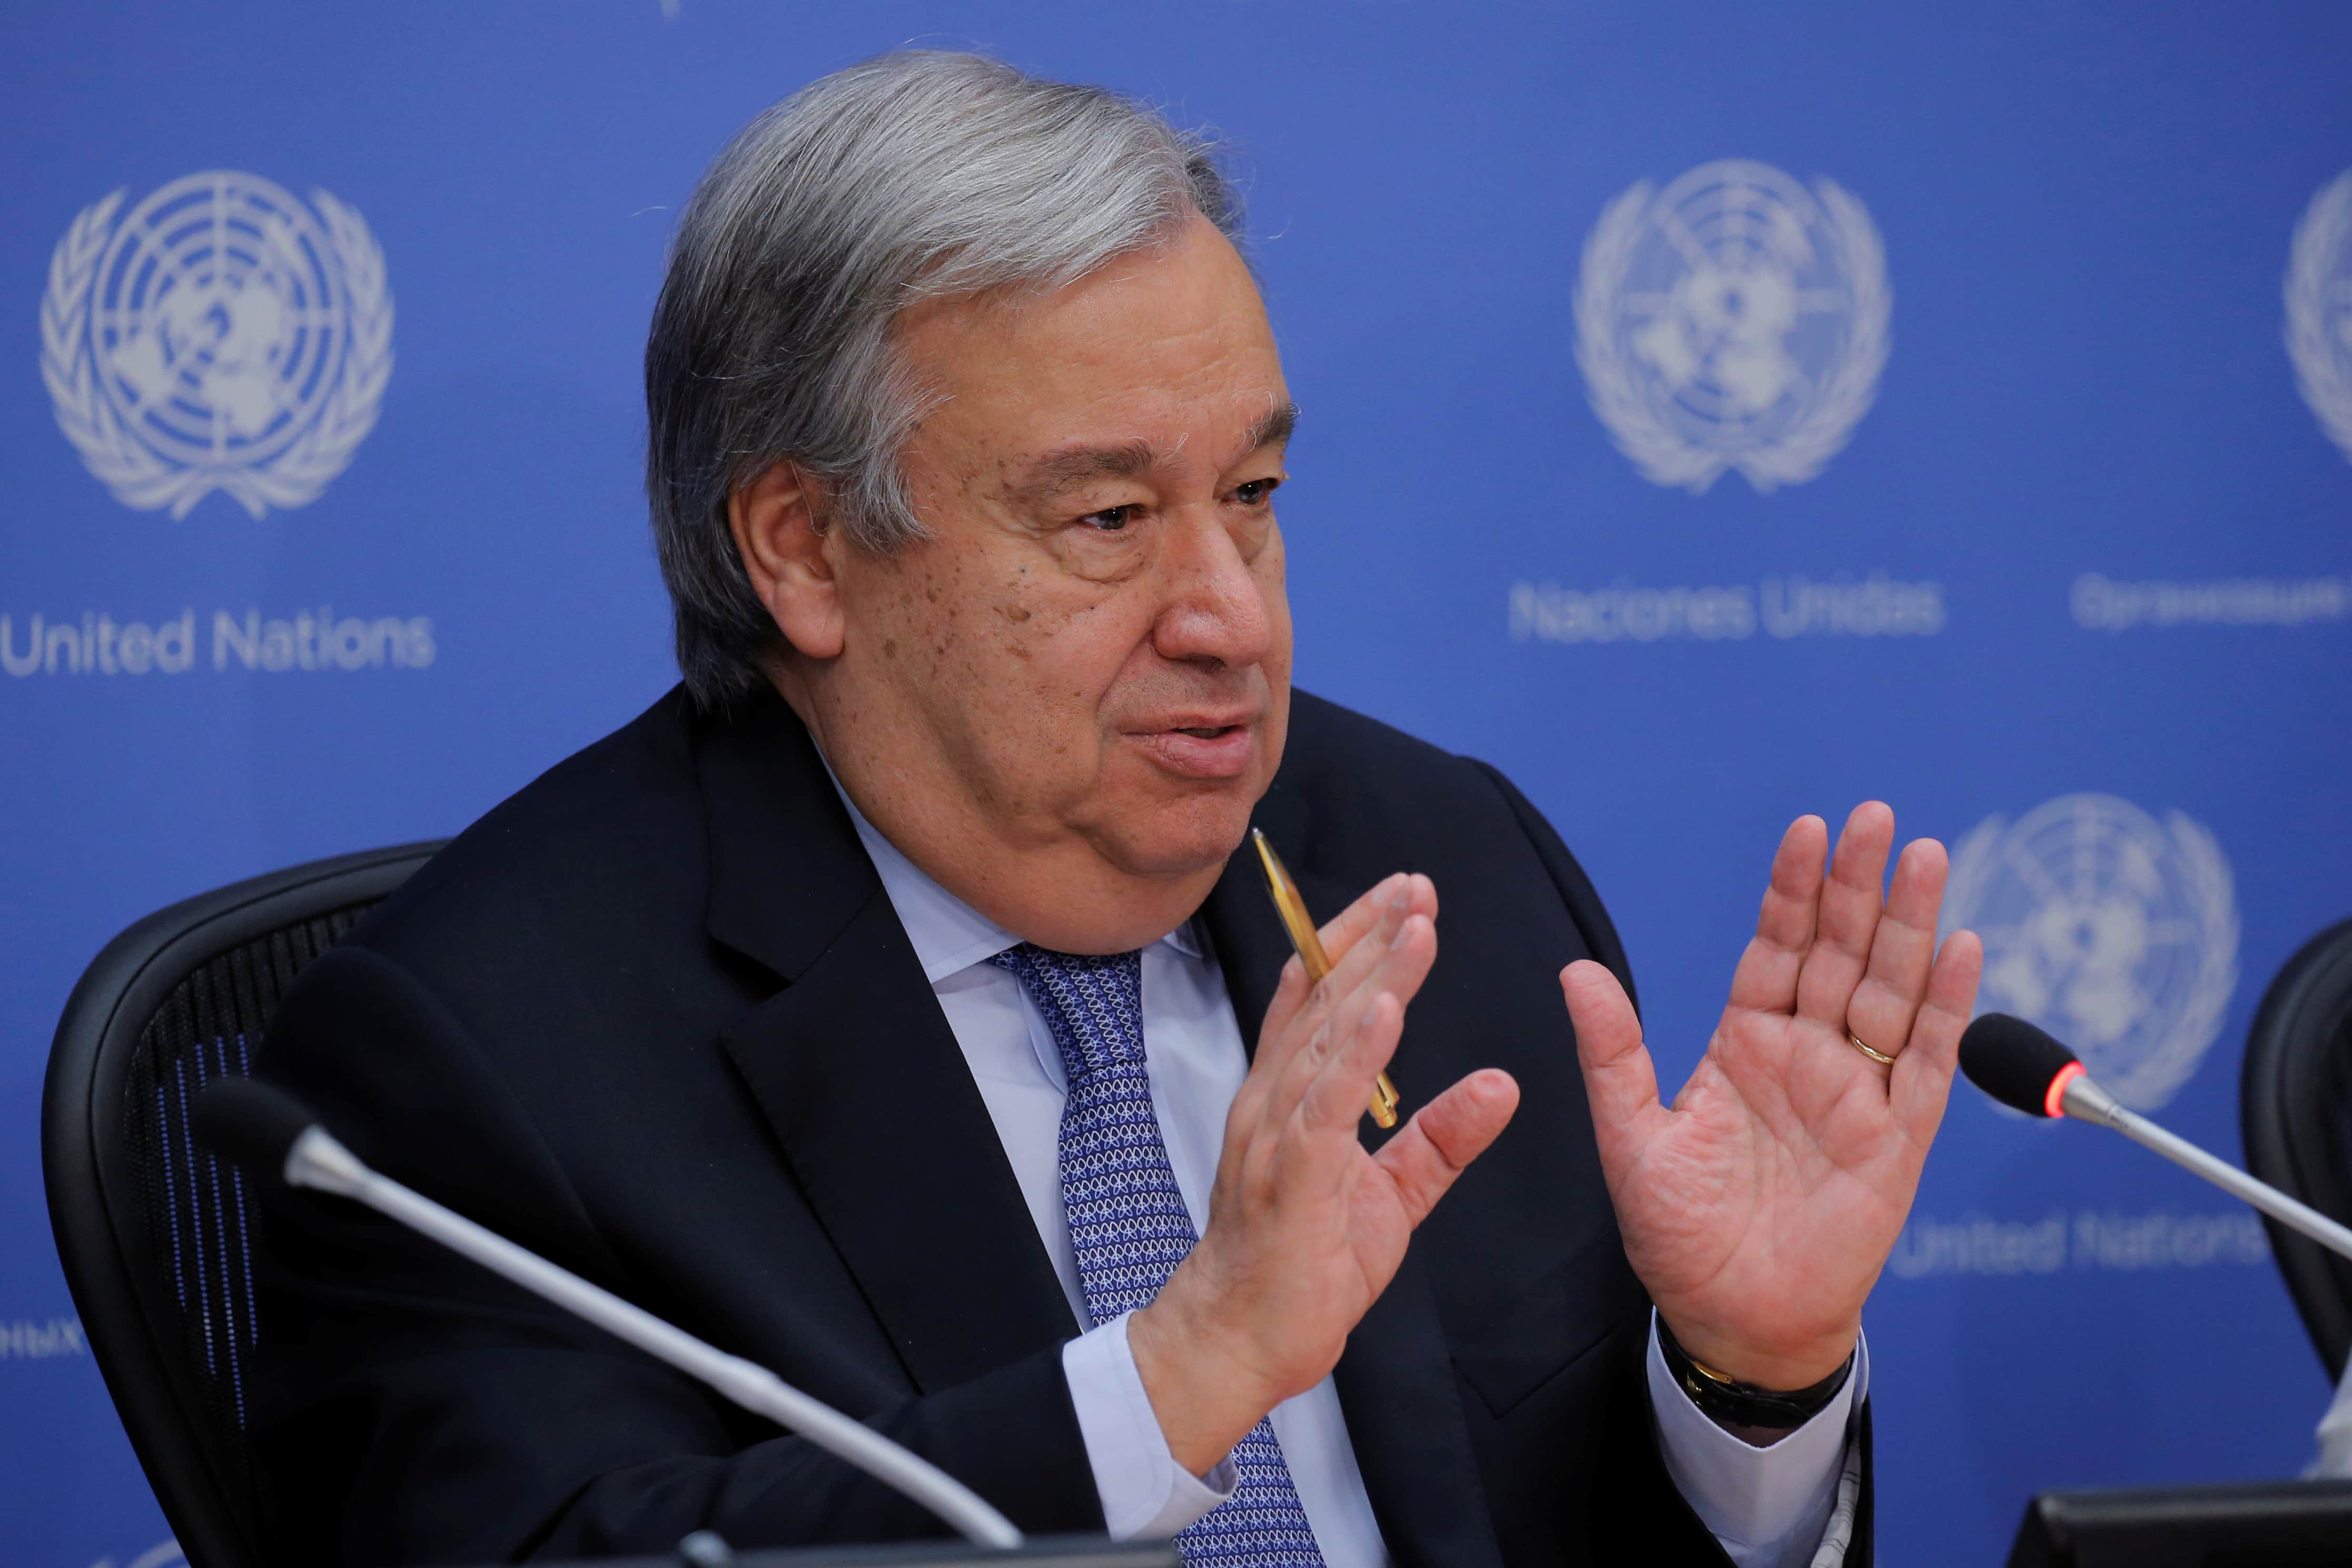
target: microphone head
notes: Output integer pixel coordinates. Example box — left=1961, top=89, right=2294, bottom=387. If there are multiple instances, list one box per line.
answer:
left=1960, top=1014, right=2083, bottom=1118
left=193, top=1077, right=319, bottom=1185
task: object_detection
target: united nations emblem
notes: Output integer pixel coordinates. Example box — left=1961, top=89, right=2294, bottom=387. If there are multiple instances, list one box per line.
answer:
left=1944, top=795, right=2239, bottom=1113
left=41, top=171, right=393, bottom=519
left=2287, top=169, right=2352, bottom=469
left=1575, top=160, right=1889, bottom=494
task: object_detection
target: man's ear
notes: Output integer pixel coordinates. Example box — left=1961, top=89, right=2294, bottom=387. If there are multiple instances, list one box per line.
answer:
left=729, top=461, right=845, bottom=661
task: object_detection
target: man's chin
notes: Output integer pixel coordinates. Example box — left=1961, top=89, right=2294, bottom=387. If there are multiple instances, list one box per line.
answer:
left=1093, top=790, right=1262, bottom=883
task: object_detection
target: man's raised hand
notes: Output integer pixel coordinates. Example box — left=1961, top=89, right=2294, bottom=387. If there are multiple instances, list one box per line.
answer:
left=1563, top=803, right=1984, bottom=1395
left=1130, top=872, right=1520, bottom=1474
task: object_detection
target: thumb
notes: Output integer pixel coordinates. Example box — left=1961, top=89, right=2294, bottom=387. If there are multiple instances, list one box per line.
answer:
left=1373, top=1068, right=1520, bottom=1227
left=1561, top=960, right=1668, bottom=1165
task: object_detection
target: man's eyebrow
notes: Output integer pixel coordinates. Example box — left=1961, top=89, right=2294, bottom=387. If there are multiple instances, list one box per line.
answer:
left=1003, top=402, right=1300, bottom=507
left=1007, top=440, right=1162, bottom=505
left=1243, top=401, right=1300, bottom=457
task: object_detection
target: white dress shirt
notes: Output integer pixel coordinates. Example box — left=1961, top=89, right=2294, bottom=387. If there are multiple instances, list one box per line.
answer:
left=832, top=787, right=1862, bottom=1568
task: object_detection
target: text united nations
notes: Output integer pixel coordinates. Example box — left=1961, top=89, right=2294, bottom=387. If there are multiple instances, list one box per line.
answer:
left=2, top=608, right=436, bottom=678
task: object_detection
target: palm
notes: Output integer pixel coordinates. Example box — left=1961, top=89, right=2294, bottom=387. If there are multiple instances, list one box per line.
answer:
left=1229, top=1025, right=1507, bottom=1357
left=1566, top=805, right=1983, bottom=1388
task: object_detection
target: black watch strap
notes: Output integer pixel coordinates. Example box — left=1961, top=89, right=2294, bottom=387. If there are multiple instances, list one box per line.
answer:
left=1655, top=1314, right=1854, bottom=1431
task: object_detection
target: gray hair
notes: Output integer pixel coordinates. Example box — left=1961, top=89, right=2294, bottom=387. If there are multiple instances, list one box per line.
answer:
left=644, top=51, right=1242, bottom=709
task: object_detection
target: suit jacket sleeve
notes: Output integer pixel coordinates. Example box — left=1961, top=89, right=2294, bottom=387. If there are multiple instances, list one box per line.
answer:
left=248, top=944, right=1103, bottom=1566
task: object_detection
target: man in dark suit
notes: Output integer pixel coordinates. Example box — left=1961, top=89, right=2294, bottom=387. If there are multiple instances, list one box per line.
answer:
left=251, top=51, right=1982, bottom=1568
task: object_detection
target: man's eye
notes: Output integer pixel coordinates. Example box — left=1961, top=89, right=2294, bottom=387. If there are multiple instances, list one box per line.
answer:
left=1233, top=479, right=1280, bottom=507
left=1081, top=505, right=1137, bottom=532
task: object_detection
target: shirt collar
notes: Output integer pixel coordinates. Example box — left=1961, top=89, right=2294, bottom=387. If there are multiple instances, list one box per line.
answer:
left=822, top=763, right=1203, bottom=982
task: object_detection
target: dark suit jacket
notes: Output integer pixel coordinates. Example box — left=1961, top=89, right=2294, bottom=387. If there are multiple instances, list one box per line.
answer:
left=249, top=686, right=1872, bottom=1566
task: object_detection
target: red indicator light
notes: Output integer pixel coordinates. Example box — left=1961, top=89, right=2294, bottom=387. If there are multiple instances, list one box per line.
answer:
left=2044, top=1061, right=2086, bottom=1119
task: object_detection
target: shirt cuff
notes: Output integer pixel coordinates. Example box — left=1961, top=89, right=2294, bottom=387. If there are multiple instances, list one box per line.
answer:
left=1062, top=1311, right=1237, bottom=1539
left=1645, top=1313, right=1869, bottom=1568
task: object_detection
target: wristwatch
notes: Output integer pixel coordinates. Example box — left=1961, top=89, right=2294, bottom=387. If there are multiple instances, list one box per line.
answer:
left=1655, top=1314, right=1854, bottom=1431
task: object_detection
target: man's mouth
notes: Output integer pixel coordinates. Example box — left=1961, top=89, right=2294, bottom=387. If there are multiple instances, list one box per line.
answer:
left=1132, top=718, right=1258, bottom=780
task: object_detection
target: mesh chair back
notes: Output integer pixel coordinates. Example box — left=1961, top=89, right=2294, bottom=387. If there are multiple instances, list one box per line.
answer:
left=126, top=906, right=373, bottom=1475
left=44, top=843, right=444, bottom=1568
left=2241, top=917, right=2352, bottom=1381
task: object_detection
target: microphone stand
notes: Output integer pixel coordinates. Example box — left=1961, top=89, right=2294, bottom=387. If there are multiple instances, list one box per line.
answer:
left=282, top=1126, right=1026, bottom=1549
left=2058, top=1075, right=2352, bottom=1264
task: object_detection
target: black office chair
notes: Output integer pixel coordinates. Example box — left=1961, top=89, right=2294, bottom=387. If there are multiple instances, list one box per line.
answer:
left=42, top=841, right=446, bottom=1568
left=2241, top=916, right=2352, bottom=1383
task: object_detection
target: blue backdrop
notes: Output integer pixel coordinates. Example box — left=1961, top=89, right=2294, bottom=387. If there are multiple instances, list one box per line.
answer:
left=6, top=5, right=2350, bottom=1565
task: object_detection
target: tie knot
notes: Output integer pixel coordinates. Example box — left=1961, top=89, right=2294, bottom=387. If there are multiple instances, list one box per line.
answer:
left=991, top=943, right=1145, bottom=1083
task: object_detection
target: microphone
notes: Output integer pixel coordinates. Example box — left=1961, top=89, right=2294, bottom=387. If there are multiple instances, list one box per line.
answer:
left=192, top=1077, right=1023, bottom=1550
left=1957, top=1014, right=2352, bottom=1265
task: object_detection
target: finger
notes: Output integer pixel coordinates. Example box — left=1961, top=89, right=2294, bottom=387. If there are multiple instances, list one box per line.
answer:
left=1254, top=875, right=1411, bottom=1084
left=1845, top=838, right=1949, bottom=1061
left=1298, top=987, right=1409, bottom=1135
left=1264, top=910, right=1438, bottom=1137
left=1724, top=815, right=1829, bottom=1015
left=1226, top=954, right=1312, bottom=1152
left=1562, top=959, right=1671, bottom=1169
left=1793, top=802, right=1896, bottom=1028
left=1317, top=892, right=1441, bottom=1036
left=1319, top=872, right=1437, bottom=970
left=1891, top=928, right=1983, bottom=1139
left=1294, top=904, right=1441, bottom=1136
left=1373, top=1068, right=1520, bottom=1227
left=1253, top=951, right=1317, bottom=1056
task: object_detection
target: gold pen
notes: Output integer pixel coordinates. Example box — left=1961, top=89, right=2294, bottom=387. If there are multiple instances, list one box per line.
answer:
left=1250, top=828, right=1404, bottom=1129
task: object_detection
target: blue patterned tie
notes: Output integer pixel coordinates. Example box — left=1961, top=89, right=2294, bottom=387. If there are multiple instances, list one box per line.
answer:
left=992, top=944, right=1327, bottom=1567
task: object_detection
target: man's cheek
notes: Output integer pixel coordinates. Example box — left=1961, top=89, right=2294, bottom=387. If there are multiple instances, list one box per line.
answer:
left=1017, top=594, right=1132, bottom=684
left=986, top=595, right=1042, bottom=665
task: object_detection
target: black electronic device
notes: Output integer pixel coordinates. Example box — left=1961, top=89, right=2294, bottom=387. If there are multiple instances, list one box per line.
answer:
left=2007, top=1478, right=2352, bottom=1567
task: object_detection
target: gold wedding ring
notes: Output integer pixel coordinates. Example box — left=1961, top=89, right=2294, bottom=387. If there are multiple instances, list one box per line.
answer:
left=1252, top=829, right=1402, bottom=1128
left=1847, top=1032, right=1897, bottom=1067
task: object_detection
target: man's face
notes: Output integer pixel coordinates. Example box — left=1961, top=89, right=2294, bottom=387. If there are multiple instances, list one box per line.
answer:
left=789, top=214, right=1294, bottom=946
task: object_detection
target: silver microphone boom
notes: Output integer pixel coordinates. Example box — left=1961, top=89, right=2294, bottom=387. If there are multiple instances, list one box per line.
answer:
left=279, top=1125, right=1025, bottom=1549
left=2054, top=1073, right=2352, bottom=1265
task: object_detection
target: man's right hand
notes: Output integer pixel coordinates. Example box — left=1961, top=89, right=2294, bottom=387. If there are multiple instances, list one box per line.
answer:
left=1126, top=872, right=1521, bottom=1474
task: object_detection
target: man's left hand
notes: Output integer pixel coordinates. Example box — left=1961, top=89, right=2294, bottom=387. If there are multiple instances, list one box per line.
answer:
left=1563, top=802, right=1984, bottom=1394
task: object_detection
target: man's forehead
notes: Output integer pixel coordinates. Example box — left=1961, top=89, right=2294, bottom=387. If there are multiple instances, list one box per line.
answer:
left=1003, top=401, right=1297, bottom=500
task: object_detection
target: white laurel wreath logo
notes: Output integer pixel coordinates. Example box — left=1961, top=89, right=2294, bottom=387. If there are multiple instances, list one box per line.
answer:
left=39, top=180, right=393, bottom=519
left=1574, top=172, right=1889, bottom=494
left=1944, top=799, right=2239, bottom=1114
left=2286, top=168, right=2352, bottom=470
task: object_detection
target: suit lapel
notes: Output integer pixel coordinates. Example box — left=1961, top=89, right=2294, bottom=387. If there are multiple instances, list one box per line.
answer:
left=1198, top=846, right=1292, bottom=1068
left=1201, top=781, right=1508, bottom=1568
left=699, top=700, right=1079, bottom=1392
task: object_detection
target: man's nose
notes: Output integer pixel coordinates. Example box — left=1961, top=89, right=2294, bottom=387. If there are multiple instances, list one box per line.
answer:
left=1151, top=510, right=1273, bottom=670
